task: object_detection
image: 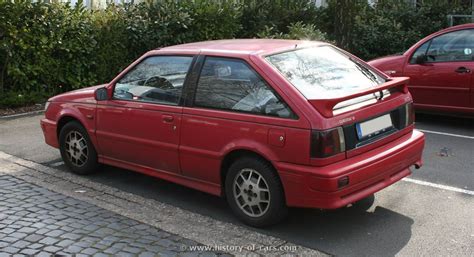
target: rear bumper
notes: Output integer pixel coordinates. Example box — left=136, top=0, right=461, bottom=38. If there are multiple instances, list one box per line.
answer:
left=276, top=130, right=425, bottom=209
left=40, top=118, right=59, bottom=148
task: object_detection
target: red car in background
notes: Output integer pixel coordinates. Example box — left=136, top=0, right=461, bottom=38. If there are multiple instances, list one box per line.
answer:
left=41, top=39, right=425, bottom=227
left=369, top=23, right=474, bottom=115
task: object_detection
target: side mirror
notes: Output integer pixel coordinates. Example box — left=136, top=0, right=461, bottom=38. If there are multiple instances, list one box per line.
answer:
left=95, top=87, right=108, bottom=101
left=415, top=54, right=428, bottom=65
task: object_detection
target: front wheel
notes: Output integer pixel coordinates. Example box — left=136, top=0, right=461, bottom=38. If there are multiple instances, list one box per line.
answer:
left=225, top=157, right=287, bottom=227
left=59, top=121, right=99, bottom=175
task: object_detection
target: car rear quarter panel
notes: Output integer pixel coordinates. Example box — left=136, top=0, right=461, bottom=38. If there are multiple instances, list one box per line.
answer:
left=179, top=107, right=312, bottom=185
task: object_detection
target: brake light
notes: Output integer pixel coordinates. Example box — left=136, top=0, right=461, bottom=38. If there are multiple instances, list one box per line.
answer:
left=405, top=102, right=415, bottom=127
left=310, top=127, right=346, bottom=158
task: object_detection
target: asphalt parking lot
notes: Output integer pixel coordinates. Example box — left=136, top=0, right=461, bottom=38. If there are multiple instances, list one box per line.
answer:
left=0, top=112, right=473, bottom=256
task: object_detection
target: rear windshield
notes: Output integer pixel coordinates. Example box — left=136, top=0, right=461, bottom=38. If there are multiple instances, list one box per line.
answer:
left=266, top=46, right=386, bottom=99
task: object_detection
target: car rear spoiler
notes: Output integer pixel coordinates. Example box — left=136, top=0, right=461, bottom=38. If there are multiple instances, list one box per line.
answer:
left=309, top=77, right=410, bottom=118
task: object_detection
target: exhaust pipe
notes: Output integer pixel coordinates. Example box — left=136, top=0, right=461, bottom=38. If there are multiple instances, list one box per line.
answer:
left=413, top=161, right=423, bottom=169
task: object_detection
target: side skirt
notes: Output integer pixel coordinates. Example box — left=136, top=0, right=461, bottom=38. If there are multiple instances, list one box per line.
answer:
left=98, top=155, right=222, bottom=196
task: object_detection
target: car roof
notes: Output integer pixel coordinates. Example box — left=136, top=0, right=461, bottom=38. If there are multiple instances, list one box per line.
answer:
left=156, top=39, right=327, bottom=56
left=440, top=23, right=474, bottom=32
left=429, top=23, right=474, bottom=40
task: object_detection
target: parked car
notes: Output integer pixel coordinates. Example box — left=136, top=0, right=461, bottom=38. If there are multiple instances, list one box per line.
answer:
left=41, top=39, right=425, bottom=227
left=369, top=23, right=474, bottom=115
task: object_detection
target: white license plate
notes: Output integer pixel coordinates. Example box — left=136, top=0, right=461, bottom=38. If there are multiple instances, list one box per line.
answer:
left=356, top=114, right=393, bottom=139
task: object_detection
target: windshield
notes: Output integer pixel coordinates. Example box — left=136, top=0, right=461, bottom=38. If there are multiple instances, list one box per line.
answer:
left=266, top=46, right=386, bottom=99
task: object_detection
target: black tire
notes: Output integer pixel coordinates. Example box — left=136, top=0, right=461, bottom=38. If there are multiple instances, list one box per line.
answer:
left=59, top=121, right=99, bottom=175
left=351, top=194, right=375, bottom=211
left=225, top=157, right=287, bottom=227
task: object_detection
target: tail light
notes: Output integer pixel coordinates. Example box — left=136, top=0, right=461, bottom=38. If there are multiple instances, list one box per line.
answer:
left=310, top=127, right=346, bottom=158
left=405, top=102, right=415, bottom=127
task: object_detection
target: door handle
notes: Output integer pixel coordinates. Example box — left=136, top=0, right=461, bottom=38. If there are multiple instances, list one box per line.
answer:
left=455, top=67, right=471, bottom=73
left=162, top=115, right=174, bottom=123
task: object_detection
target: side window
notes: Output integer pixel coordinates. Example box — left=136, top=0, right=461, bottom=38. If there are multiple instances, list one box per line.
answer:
left=425, top=29, right=473, bottom=63
left=194, top=57, right=296, bottom=119
left=114, top=56, right=193, bottom=105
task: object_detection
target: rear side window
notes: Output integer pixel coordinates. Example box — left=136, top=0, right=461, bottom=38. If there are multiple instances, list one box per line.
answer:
left=114, top=56, right=193, bottom=105
left=194, top=57, right=296, bottom=119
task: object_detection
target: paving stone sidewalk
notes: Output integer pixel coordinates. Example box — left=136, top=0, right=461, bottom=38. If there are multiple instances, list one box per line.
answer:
left=0, top=174, right=227, bottom=257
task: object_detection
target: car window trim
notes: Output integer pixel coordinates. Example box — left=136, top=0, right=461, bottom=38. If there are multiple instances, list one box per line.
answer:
left=409, top=40, right=432, bottom=65
left=110, top=54, right=197, bottom=107
left=188, top=55, right=298, bottom=120
left=183, top=55, right=205, bottom=107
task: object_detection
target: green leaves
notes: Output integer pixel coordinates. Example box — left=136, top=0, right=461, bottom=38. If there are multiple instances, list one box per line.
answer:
left=239, top=0, right=322, bottom=38
left=0, top=1, right=97, bottom=96
left=0, top=0, right=246, bottom=102
left=0, top=0, right=471, bottom=108
left=333, top=0, right=471, bottom=60
left=257, top=22, right=331, bottom=42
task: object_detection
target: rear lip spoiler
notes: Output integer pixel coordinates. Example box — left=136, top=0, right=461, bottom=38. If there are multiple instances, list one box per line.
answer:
left=309, top=77, right=410, bottom=118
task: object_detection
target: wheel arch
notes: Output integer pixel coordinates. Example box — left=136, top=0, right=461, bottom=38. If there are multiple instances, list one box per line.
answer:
left=56, top=115, right=82, bottom=138
left=56, top=112, right=99, bottom=152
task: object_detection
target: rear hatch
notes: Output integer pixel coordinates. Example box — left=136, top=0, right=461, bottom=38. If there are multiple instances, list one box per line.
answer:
left=266, top=45, right=414, bottom=164
left=310, top=77, right=414, bottom=157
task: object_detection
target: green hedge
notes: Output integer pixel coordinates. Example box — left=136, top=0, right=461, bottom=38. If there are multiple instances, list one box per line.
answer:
left=345, top=0, right=470, bottom=60
left=91, top=1, right=242, bottom=86
left=0, top=1, right=98, bottom=107
left=0, top=0, right=243, bottom=107
left=0, top=0, right=470, bottom=108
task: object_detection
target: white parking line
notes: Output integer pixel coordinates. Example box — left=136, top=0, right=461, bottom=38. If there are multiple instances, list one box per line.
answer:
left=403, top=177, right=474, bottom=196
left=417, top=129, right=474, bottom=140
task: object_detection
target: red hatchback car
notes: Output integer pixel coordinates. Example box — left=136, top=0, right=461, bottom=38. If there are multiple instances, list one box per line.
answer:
left=369, top=23, right=474, bottom=115
left=41, top=39, right=425, bottom=227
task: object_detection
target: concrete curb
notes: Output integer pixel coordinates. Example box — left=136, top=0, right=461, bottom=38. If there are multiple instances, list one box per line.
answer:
left=0, top=151, right=329, bottom=257
left=0, top=110, right=44, bottom=120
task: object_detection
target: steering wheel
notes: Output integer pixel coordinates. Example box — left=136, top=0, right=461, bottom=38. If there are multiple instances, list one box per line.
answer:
left=143, top=75, right=174, bottom=89
left=114, top=89, right=134, bottom=100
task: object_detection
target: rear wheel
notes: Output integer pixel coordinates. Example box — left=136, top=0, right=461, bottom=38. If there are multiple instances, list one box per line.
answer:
left=225, top=157, right=287, bottom=227
left=59, top=121, right=98, bottom=175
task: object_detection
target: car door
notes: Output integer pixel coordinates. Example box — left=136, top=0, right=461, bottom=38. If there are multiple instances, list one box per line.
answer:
left=403, top=29, right=474, bottom=109
left=95, top=55, right=195, bottom=174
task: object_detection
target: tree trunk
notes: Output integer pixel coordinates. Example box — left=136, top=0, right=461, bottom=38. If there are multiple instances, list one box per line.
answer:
left=329, top=0, right=361, bottom=49
left=0, top=55, right=8, bottom=94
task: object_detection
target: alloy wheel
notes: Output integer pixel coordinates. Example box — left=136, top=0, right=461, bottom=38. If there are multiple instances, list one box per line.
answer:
left=64, top=130, right=88, bottom=167
left=233, top=168, right=271, bottom=217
